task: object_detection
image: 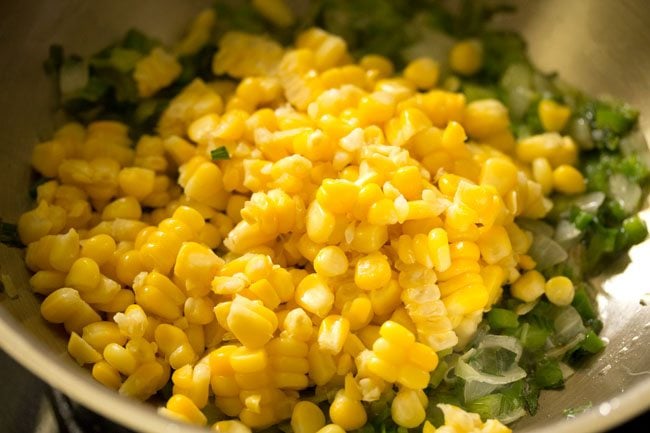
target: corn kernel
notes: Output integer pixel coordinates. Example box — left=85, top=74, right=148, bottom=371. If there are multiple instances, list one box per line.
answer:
left=552, top=164, right=586, bottom=195
left=538, top=99, right=571, bottom=132
left=449, top=39, right=483, bottom=76
left=545, top=276, right=575, bottom=306
left=511, top=270, right=546, bottom=302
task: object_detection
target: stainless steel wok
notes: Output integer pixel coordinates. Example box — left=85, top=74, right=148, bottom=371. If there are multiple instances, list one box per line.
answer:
left=1, top=1, right=649, bottom=432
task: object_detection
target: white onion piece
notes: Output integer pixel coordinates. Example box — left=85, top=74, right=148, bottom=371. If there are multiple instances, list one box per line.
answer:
left=455, top=357, right=527, bottom=385
left=559, top=362, right=575, bottom=380
left=555, top=220, right=582, bottom=248
left=463, top=380, right=499, bottom=402
left=572, top=191, right=606, bottom=214
left=528, top=233, right=568, bottom=270
left=554, top=306, right=587, bottom=344
left=498, top=407, right=528, bottom=424
left=517, top=218, right=555, bottom=238
left=609, top=173, right=642, bottom=215
left=477, top=335, right=524, bottom=362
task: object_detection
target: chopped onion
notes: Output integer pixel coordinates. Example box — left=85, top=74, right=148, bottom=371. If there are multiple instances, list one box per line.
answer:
left=572, top=192, right=606, bottom=214
left=517, top=218, right=555, bottom=238
left=620, top=130, right=650, bottom=170
left=528, top=233, right=568, bottom=270
left=554, top=220, right=582, bottom=248
left=569, top=117, right=594, bottom=150
left=609, top=173, right=642, bottom=215
left=477, top=335, right=523, bottom=362
left=554, top=306, right=587, bottom=344
left=515, top=300, right=539, bottom=316
left=456, top=355, right=527, bottom=385
left=498, top=406, right=528, bottom=424
left=559, top=362, right=575, bottom=380
left=463, top=380, right=499, bottom=402
left=501, top=63, right=532, bottom=90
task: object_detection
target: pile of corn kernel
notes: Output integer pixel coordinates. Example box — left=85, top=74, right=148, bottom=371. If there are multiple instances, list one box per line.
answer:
left=18, top=8, right=584, bottom=433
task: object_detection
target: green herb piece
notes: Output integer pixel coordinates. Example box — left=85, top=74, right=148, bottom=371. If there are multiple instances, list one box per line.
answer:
left=571, top=285, right=597, bottom=321
left=487, top=308, right=519, bottom=330
left=535, top=359, right=564, bottom=389
left=579, top=330, right=606, bottom=354
left=211, top=146, right=230, bottom=161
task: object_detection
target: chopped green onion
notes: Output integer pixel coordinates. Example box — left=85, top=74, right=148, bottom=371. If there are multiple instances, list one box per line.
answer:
left=580, top=330, right=606, bottom=354
left=535, top=359, right=564, bottom=389
left=518, top=322, right=550, bottom=351
left=487, top=308, right=519, bottom=330
left=211, top=146, right=230, bottom=160
left=571, top=285, right=597, bottom=321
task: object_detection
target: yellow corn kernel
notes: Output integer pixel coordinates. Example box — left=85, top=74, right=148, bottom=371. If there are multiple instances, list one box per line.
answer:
left=442, top=283, right=489, bottom=316
left=118, top=167, right=156, bottom=200
left=342, top=297, right=373, bottom=331
left=531, top=157, right=554, bottom=196
left=318, top=315, right=350, bottom=355
left=552, top=164, right=586, bottom=195
left=329, top=389, right=368, bottom=431
left=252, top=0, right=295, bottom=27
left=463, top=99, right=509, bottom=139
left=355, top=252, right=391, bottom=291
left=404, top=57, right=439, bottom=90
left=165, top=394, right=207, bottom=426
left=174, top=241, right=224, bottom=295
left=230, top=346, right=268, bottom=373
left=184, top=297, right=215, bottom=325
left=306, top=201, right=336, bottom=244
left=213, top=420, right=252, bottom=433
left=316, top=179, right=359, bottom=214
left=545, top=276, right=575, bottom=306
left=307, top=342, right=337, bottom=386
left=385, top=107, right=432, bottom=147
left=31, top=140, right=67, bottom=178
left=369, top=279, right=402, bottom=316
left=427, top=228, right=451, bottom=272
left=349, top=222, right=388, bottom=253
left=391, top=388, right=426, bottom=428
left=134, top=48, right=182, bottom=98
left=313, top=246, right=349, bottom=277
left=538, top=99, right=571, bottom=132
left=359, top=54, right=394, bottom=79
left=82, top=321, right=127, bottom=352
left=283, top=308, right=314, bottom=342
left=29, top=270, right=66, bottom=295
left=65, top=257, right=101, bottom=292
left=227, top=295, right=278, bottom=349
left=103, top=342, right=138, bottom=375
left=113, top=304, right=148, bottom=338
left=291, top=401, right=326, bottom=433
left=80, top=234, right=116, bottom=265
left=511, top=270, right=546, bottom=302
left=315, top=425, right=346, bottom=433
left=92, top=361, right=122, bottom=390
left=477, top=226, right=512, bottom=265
left=449, top=39, right=483, bottom=76
left=155, top=324, right=198, bottom=369
left=367, top=198, right=398, bottom=226
left=40, top=287, right=101, bottom=333
left=68, top=332, right=102, bottom=365
left=295, top=273, right=334, bottom=318
left=480, top=157, right=518, bottom=196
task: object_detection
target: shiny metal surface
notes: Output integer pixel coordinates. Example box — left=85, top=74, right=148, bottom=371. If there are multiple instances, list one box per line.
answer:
left=0, top=1, right=649, bottom=432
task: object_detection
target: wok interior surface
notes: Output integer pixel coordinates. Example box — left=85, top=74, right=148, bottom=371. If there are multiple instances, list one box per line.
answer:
left=1, top=1, right=649, bottom=432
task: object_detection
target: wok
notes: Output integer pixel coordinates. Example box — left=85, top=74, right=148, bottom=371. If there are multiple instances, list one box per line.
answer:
left=0, top=1, right=649, bottom=432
